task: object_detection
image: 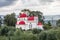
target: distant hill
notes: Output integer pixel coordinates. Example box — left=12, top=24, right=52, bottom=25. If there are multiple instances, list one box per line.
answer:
left=44, top=15, right=60, bottom=20
left=44, top=15, right=60, bottom=26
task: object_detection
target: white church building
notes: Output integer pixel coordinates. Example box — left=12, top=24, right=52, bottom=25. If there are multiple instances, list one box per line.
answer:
left=16, top=12, right=43, bottom=30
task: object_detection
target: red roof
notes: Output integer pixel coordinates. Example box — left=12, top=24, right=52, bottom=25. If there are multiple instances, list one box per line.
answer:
left=28, top=16, right=34, bottom=21
left=37, top=22, right=42, bottom=25
left=18, top=13, right=27, bottom=18
left=19, top=21, right=25, bottom=25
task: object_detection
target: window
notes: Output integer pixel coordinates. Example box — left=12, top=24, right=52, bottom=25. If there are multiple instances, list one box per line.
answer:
left=29, top=23, right=32, bottom=29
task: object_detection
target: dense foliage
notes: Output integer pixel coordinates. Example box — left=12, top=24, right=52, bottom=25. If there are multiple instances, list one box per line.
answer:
left=47, top=21, right=51, bottom=26
left=0, top=26, right=60, bottom=40
left=39, top=28, right=60, bottom=40
left=56, top=19, right=60, bottom=27
left=4, top=13, right=17, bottom=26
left=0, top=26, right=38, bottom=40
left=43, top=24, right=52, bottom=30
left=0, top=16, right=2, bottom=26
left=32, top=29, right=42, bottom=34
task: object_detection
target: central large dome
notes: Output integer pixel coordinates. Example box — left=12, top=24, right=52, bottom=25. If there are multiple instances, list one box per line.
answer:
left=19, top=21, right=25, bottom=25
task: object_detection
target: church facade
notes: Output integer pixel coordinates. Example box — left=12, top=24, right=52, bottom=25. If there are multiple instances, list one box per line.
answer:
left=16, top=12, right=43, bottom=30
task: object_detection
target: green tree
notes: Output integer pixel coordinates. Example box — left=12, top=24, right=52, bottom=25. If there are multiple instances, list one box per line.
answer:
left=32, top=29, right=42, bottom=34
left=1, top=26, right=9, bottom=36
left=43, top=24, right=52, bottom=30
left=56, top=19, right=60, bottom=27
left=4, top=13, right=17, bottom=26
left=0, top=16, right=2, bottom=27
left=39, top=29, right=58, bottom=40
left=48, top=21, right=51, bottom=26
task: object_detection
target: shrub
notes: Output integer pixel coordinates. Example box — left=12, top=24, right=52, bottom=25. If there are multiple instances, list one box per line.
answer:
left=43, top=24, right=52, bottom=30
left=0, top=36, right=8, bottom=40
left=39, top=31, right=47, bottom=40
left=0, top=26, right=9, bottom=36
left=11, top=31, right=38, bottom=40
left=47, top=21, right=51, bottom=26
left=7, top=27, right=16, bottom=36
left=39, top=28, right=60, bottom=40
left=14, top=29, right=22, bottom=36
left=56, top=19, right=60, bottom=27
left=0, top=26, right=16, bottom=36
left=32, top=29, right=42, bottom=34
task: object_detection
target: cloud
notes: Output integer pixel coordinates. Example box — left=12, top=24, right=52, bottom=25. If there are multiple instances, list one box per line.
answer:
left=21, top=0, right=40, bottom=6
left=38, top=0, right=54, bottom=5
left=0, top=0, right=60, bottom=15
left=0, top=0, right=16, bottom=7
left=40, top=0, right=54, bottom=2
left=21, top=0, right=55, bottom=6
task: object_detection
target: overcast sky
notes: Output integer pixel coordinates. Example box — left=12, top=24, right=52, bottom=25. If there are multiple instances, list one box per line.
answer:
left=0, top=0, right=60, bottom=15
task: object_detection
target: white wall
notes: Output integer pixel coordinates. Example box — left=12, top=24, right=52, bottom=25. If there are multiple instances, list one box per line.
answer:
left=16, top=24, right=29, bottom=30
left=37, top=25, right=44, bottom=30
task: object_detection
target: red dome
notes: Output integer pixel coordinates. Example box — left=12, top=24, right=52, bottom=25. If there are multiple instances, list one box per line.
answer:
left=19, top=21, right=25, bottom=25
left=18, top=13, right=27, bottom=18
left=37, top=22, right=42, bottom=25
left=28, top=16, right=34, bottom=21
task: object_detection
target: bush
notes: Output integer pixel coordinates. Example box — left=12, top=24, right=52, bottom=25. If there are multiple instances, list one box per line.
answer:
left=56, top=19, right=60, bottom=27
left=39, top=28, right=60, bottom=40
left=0, top=26, right=9, bottom=36
left=20, top=34, right=38, bottom=40
left=32, top=29, right=42, bottom=34
left=0, top=36, right=8, bottom=40
left=0, top=26, right=16, bottom=36
left=14, top=29, right=22, bottom=36
left=43, top=24, right=52, bottom=30
left=11, top=31, right=38, bottom=40
left=7, top=27, right=16, bottom=36
left=0, top=26, right=60, bottom=40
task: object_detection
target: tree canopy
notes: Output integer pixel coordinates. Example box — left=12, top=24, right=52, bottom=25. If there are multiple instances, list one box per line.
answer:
left=56, top=19, right=60, bottom=27
left=4, top=13, right=17, bottom=26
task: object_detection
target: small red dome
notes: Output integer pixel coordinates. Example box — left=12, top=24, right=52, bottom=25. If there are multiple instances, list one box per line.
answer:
left=28, top=16, right=34, bottom=21
left=19, top=21, right=25, bottom=25
left=18, top=13, right=27, bottom=18
left=37, top=22, right=42, bottom=25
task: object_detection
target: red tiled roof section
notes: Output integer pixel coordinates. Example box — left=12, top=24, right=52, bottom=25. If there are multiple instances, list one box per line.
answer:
left=19, top=21, right=25, bottom=25
left=28, top=16, right=34, bottom=21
